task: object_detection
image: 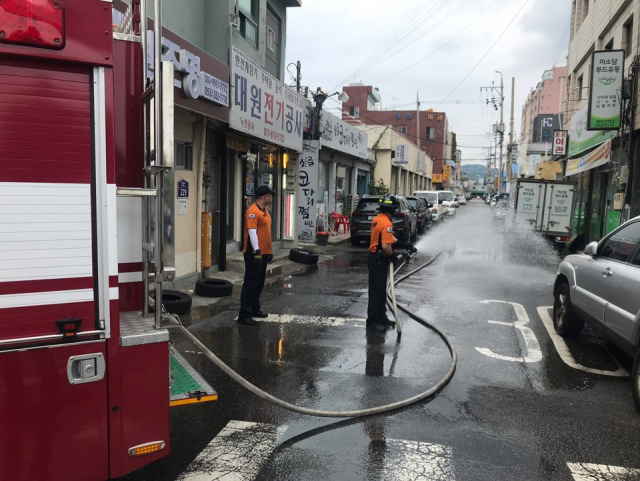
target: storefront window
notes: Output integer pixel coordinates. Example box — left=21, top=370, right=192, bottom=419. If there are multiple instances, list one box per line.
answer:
left=336, top=166, right=348, bottom=214
left=257, top=147, right=280, bottom=240
left=318, top=162, right=329, bottom=204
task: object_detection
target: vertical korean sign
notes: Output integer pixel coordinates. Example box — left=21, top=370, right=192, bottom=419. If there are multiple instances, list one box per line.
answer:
left=553, top=130, right=568, bottom=155
left=588, top=50, right=624, bottom=131
left=298, top=140, right=319, bottom=243
left=230, top=47, right=304, bottom=151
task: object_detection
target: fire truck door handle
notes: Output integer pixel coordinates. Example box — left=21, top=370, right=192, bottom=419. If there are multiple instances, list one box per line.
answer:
left=67, top=353, right=106, bottom=385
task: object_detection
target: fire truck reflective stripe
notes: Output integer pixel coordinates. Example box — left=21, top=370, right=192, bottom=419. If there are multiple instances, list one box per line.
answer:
left=0, top=277, right=94, bottom=296
left=0, top=289, right=94, bottom=309
left=107, top=184, right=118, bottom=276
left=119, top=262, right=144, bottom=273
left=0, top=182, right=93, bottom=283
left=109, top=287, right=119, bottom=300
left=118, top=272, right=142, bottom=283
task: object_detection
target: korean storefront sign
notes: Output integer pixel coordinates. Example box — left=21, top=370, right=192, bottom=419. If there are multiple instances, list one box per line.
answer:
left=146, top=32, right=229, bottom=106
left=394, top=145, right=408, bottom=166
left=230, top=47, right=304, bottom=152
left=443, top=165, right=452, bottom=182
left=566, top=140, right=612, bottom=177
left=568, top=104, right=615, bottom=157
left=588, top=50, right=625, bottom=130
left=433, top=173, right=443, bottom=183
left=319, top=112, right=368, bottom=159
left=553, top=130, right=568, bottom=156
left=226, top=133, right=249, bottom=152
left=298, top=140, right=319, bottom=243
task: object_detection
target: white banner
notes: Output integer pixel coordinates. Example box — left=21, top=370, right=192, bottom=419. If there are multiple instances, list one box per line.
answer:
left=230, top=47, right=304, bottom=151
left=319, top=111, right=368, bottom=159
left=588, top=50, right=624, bottom=131
left=394, top=144, right=408, bottom=166
left=298, top=140, right=319, bottom=243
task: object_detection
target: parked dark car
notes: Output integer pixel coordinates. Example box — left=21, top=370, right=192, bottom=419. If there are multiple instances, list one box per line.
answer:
left=406, top=196, right=432, bottom=235
left=350, top=195, right=418, bottom=246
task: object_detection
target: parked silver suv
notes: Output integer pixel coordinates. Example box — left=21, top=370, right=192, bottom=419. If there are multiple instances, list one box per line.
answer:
left=554, top=217, right=640, bottom=409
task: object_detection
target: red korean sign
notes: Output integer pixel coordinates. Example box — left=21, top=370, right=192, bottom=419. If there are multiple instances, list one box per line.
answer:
left=553, top=130, right=568, bottom=156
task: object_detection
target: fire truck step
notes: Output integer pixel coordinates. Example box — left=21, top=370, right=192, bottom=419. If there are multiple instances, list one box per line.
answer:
left=169, top=346, right=218, bottom=407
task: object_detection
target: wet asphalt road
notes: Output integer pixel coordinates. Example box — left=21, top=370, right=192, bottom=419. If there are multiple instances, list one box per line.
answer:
left=122, top=201, right=640, bottom=481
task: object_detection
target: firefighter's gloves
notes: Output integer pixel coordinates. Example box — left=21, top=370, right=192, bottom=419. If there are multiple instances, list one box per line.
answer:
left=391, top=252, right=407, bottom=267
left=254, top=250, right=263, bottom=267
left=408, top=246, right=418, bottom=255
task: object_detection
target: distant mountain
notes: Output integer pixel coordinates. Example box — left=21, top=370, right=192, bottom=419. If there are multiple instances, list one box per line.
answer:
left=461, top=164, right=487, bottom=180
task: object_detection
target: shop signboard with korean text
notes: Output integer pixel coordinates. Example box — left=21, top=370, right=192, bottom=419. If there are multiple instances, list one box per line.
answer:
left=298, top=140, right=319, bottom=243
left=553, top=130, right=568, bottom=155
left=588, top=50, right=624, bottom=130
left=566, top=140, right=612, bottom=177
left=443, top=165, right=452, bottom=182
left=319, top=112, right=368, bottom=159
left=433, top=173, right=443, bottom=183
left=145, top=27, right=230, bottom=122
left=568, top=104, right=615, bottom=157
left=230, top=47, right=304, bottom=152
left=394, top=145, right=408, bottom=166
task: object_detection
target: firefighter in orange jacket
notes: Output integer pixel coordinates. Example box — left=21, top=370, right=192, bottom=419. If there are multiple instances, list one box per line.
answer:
left=238, top=185, right=275, bottom=326
left=367, top=195, right=416, bottom=331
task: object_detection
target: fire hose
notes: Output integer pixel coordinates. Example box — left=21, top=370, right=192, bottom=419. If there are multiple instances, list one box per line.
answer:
left=165, top=251, right=456, bottom=418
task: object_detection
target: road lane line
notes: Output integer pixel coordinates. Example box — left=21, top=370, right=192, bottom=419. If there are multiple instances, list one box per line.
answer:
left=475, top=300, right=542, bottom=363
left=383, top=438, right=456, bottom=480
left=567, top=462, right=640, bottom=479
left=234, top=314, right=367, bottom=327
left=177, top=421, right=285, bottom=481
left=537, top=307, right=628, bottom=377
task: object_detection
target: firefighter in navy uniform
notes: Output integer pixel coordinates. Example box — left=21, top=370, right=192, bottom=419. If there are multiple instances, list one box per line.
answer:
left=238, top=185, right=276, bottom=326
left=367, top=196, right=417, bottom=331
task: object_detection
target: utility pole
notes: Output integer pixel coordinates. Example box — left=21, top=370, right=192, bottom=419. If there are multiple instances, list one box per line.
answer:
left=416, top=91, right=421, bottom=151
left=496, top=71, right=505, bottom=194
left=508, top=77, right=515, bottom=192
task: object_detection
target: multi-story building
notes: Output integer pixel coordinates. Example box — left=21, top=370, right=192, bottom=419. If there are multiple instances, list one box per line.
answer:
left=519, top=65, right=568, bottom=178
left=565, top=0, right=639, bottom=243
left=340, top=83, right=454, bottom=189
left=113, top=0, right=303, bottom=286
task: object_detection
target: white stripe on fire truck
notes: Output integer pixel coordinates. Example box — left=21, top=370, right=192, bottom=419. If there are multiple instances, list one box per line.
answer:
left=0, top=289, right=94, bottom=309
left=118, top=272, right=142, bottom=284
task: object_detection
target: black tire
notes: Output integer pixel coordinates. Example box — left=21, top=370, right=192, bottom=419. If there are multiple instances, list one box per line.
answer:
left=195, top=278, right=233, bottom=298
left=150, top=290, right=192, bottom=315
left=289, top=248, right=319, bottom=265
left=631, top=348, right=640, bottom=412
left=350, top=237, right=361, bottom=247
left=552, top=283, right=584, bottom=337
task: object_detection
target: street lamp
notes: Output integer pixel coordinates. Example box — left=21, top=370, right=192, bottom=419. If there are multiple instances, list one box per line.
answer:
left=312, top=88, right=349, bottom=139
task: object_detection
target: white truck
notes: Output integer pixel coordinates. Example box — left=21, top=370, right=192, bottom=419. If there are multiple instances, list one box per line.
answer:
left=509, top=179, right=577, bottom=251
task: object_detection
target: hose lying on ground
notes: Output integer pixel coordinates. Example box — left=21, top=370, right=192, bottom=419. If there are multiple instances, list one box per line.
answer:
left=165, top=251, right=456, bottom=418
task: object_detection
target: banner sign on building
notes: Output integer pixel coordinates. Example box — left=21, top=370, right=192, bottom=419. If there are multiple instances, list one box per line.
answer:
left=566, top=140, right=612, bottom=177
left=230, top=47, right=305, bottom=152
left=553, top=130, right=568, bottom=155
left=298, top=140, right=319, bottom=243
left=394, top=145, right=408, bottom=166
left=588, top=50, right=624, bottom=131
left=568, top=104, right=614, bottom=157
left=443, top=165, right=452, bottom=182
left=320, top=112, right=368, bottom=159
left=416, top=152, right=426, bottom=173
left=433, top=173, right=443, bottom=183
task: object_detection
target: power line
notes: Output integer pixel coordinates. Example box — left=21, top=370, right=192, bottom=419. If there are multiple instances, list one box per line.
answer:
left=376, top=0, right=500, bottom=85
left=435, top=0, right=530, bottom=110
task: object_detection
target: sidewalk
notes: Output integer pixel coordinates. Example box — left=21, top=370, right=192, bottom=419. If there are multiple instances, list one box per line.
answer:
left=179, top=233, right=352, bottom=313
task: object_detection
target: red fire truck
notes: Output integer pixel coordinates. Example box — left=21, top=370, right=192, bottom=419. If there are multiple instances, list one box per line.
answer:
left=0, top=1, right=215, bottom=479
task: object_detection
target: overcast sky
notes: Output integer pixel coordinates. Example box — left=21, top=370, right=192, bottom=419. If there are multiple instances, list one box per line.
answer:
left=285, top=0, right=572, bottom=166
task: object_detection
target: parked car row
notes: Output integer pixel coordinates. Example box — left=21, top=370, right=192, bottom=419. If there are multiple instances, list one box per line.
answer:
left=350, top=191, right=464, bottom=246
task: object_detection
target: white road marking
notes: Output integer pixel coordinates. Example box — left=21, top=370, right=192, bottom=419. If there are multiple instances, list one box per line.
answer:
left=475, top=300, right=542, bottom=363
left=383, top=438, right=456, bottom=480
left=235, top=314, right=367, bottom=327
left=567, top=462, right=640, bottom=480
left=537, top=307, right=628, bottom=377
left=177, top=421, right=285, bottom=481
